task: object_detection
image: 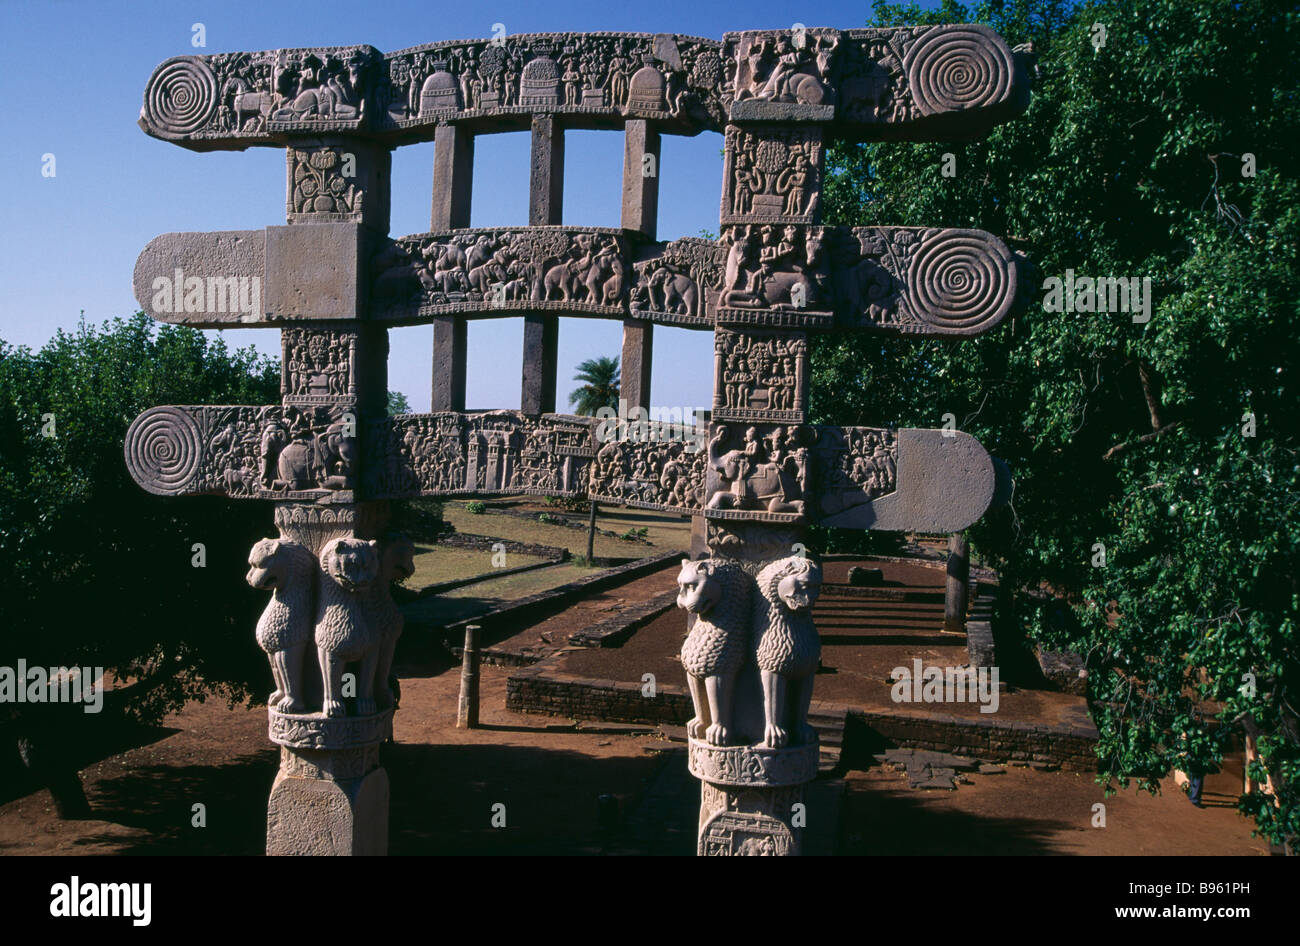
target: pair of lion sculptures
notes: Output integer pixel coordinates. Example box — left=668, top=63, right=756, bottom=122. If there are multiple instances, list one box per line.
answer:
left=246, top=533, right=415, bottom=718
left=677, top=554, right=823, bottom=750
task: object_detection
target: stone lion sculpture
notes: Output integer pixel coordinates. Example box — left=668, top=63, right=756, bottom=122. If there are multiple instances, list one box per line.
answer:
left=754, top=555, right=823, bottom=749
left=247, top=537, right=317, bottom=713
left=677, top=559, right=751, bottom=746
left=314, top=536, right=381, bottom=718
left=365, top=535, right=416, bottom=710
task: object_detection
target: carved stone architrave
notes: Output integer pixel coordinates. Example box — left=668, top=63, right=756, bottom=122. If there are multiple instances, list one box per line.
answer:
left=629, top=236, right=724, bottom=327
left=365, top=410, right=597, bottom=499
left=125, top=403, right=359, bottom=500
left=587, top=418, right=708, bottom=513
left=381, top=33, right=730, bottom=135
left=138, top=27, right=1028, bottom=152
left=372, top=226, right=632, bottom=323
left=828, top=226, right=1020, bottom=336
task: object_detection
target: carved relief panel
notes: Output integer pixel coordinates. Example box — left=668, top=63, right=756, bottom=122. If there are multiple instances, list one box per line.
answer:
left=371, top=227, right=630, bottom=321
left=365, top=411, right=596, bottom=499
left=587, top=428, right=708, bottom=513
left=715, top=224, right=832, bottom=328
left=379, top=33, right=730, bottom=132
left=721, top=125, right=822, bottom=225
left=713, top=330, right=808, bottom=423
left=282, top=329, right=357, bottom=405
left=125, top=403, right=358, bottom=500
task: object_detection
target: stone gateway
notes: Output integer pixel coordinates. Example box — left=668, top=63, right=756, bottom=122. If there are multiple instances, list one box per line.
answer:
left=126, top=24, right=1032, bottom=855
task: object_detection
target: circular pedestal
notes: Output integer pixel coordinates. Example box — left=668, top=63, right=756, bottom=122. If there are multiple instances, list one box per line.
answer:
left=268, top=706, right=394, bottom=750
left=687, top=735, right=819, bottom=787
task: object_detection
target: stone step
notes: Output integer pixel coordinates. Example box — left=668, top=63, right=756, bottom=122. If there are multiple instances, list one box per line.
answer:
left=808, top=704, right=849, bottom=772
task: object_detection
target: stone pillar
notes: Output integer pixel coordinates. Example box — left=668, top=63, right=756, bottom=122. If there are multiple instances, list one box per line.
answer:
left=674, top=114, right=832, bottom=855
left=431, top=124, right=473, bottom=412
left=263, top=138, right=408, bottom=856
left=522, top=115, right=563, bottom=414
left=262, top=502, right=407, bottom=856
left=620, top=120, right=660, bottom=411
left=945, top=533, right=970, bottom=633
left=529, top=115, right=564, bottom=226
left=456, top=624, right=480, bottom=729
left=432, top=317, right=467, bottom=412
left=521, top=316, right=559, bottom=414
left=681, top=523, right=822, bottom=856
left=431, top=123, right=474, bottom=230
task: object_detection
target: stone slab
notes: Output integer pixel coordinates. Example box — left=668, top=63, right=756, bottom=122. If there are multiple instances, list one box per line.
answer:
left=137, top=27, right=1030, bottom=151
left=264, top=224, right=366, bottom=320
left=821, top=429, right=996, bottom=533
left=133, top=230, right=265, bottom=325
left=134, top=224, right=367, bottom=325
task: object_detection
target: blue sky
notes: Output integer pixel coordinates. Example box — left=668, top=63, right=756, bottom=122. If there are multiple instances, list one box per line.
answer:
left=0, top=0, right=940, bottom=412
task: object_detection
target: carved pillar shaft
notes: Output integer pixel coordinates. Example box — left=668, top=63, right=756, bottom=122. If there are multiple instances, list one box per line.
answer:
left=620, top=120, right=660, bottom=411
left=432, top=316, right=468, bottom=412
left=523, top=115, right=563, bottom=414
left=260, top=139, right=406, bottom=856
left=431, top=124, right=473, bottom=412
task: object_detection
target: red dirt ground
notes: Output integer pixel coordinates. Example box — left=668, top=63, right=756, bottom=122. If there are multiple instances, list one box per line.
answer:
left=0, top=558, right=1273, bottom=855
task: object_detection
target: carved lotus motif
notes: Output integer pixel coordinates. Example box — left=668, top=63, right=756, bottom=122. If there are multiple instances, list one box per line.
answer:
left=310, top=150, right=338, bottom=171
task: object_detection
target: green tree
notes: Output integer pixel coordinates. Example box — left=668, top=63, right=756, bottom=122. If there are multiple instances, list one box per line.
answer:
left=0, top=314, right=281, bottom=817
left=567, top=355, right=621, bottom=415
left=387, top=390, right=412, bottom=414
left=813, top=0, right=1299, bottom=849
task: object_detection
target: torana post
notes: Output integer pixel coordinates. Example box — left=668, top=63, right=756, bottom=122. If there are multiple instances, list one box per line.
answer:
left=126, top=25, right=1031, bottom=856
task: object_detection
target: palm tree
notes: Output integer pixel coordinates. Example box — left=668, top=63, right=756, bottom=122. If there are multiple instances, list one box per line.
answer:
left=568, top=356, right=621, bottom=415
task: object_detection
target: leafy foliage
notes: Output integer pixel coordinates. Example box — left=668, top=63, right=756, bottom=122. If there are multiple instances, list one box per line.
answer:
left=387, top=390, right=412, bottom=414
left=0, top=314, right=281, bottom=723
left=812, top=0, right=1299, bottom=848
left=567, top=355, right=621, bottom=415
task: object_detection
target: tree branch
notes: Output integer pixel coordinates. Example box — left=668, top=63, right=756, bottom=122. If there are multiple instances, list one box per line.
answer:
left=1102, top=422, right=1184, bottom=461
left=1137, top=360, right=1164, bottom=431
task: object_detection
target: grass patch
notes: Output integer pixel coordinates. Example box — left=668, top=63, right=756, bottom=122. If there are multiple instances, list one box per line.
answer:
left=406, top=545, right=550, bottom=591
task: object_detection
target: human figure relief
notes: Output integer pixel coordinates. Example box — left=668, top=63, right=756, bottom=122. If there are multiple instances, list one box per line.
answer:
left=314, top=537, right=381, bottom=717
left=753, top=555, right=822, bottom=748
left=247, top=538, right=317, bottom=713
left=677, top=559, right=751, bottom=745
